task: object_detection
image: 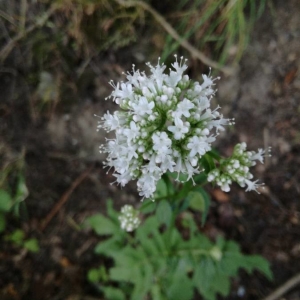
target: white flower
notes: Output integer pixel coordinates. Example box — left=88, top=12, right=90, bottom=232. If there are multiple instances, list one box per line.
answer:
left=187, top=136, right=212, bottom=157
left=152, top=131, right=172, bottom=154
left=168, top=118, right=190, bottom=140
left=118, top=205, right=140, bottom=232
left=207, top=143, right=270, bottom=193
left=111, top=82, right=134, bottom=103
left=175, top=98, right=195, bottom=118
left=97, top=111, right=119, bottom=132
left=123, top=121, right=140, bottom=143
left=98, top=55, right=232, bottom=200
left=131, top=96, right=155, bottom=116
left=244, top=179, right=264, bottom=193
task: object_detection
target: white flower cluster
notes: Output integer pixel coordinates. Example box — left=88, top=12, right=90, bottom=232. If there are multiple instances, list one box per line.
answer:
left=207, top=143, right=271, bottom=193
left=98, top=55, right=233, bottom=199
left=118, top=205, right=140, bottom=232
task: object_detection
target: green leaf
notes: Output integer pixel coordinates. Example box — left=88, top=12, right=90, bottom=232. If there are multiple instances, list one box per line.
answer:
left=139, top=200, right=156, bottom=214
left=101, top=287, right=125, bottom=300
left=212, top=273, right=230, bottom=297
left=193, top=173, right=208, bottom=185
left=187, top=188, right=210, bottom=226
left=193, top=258, right=216, bottom=295
left=200, top=154, right=216, bottom=173
left=12, top=176, right=29, bottom=217
left=0, top=213, right=6, bottom=232
left=5, top=229, right=25, bottom=245
left=242, top=255, right=273, bottom=280
left=154, top=178, right=168, bottom=198
left=106, top=199, right=119, bottom=222
left=150, top=284, right=163, bottom=300
left=168, top=274, right=193, bottom=300
left=206, top=150, right=221, bottom=161
left=94, top=236, right=123, bottom=255
left=174, top=180, right=193, bottom=201
left=14, top=176, right=29, bottom=203
left=169, top=172, right=188, bottom=182
left=131, top=261, right=153, bottom=300
left=87, top=214, right=119, bottom=235
left=87, top=268, right=103, bottom=283
left=136, top=230, right=159, bottom=256
left=88, top=266, right=108, bottom=283
left=167, top=263, right=194, bottom=300
left=24, top=238, right=40, bottom=253
left=155, top=200, right=172, bottom=226
left=0, top=189, right=13, bottom=212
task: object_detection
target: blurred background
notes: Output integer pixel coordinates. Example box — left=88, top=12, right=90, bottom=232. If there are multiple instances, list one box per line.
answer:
left=0, top=0, right=300, bottom=299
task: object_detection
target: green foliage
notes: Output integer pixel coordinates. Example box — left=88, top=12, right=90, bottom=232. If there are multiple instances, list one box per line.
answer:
left=187, top=187, right=211, bottom=226
left=87, top=201, right=272, bottom=300
left=160, top=0, right=268, bottom=64
left=155, top=200, right=172, bottom=226
left=0, top=168, right=29, bottom=233
left=4, top=229, right=40, bottom=253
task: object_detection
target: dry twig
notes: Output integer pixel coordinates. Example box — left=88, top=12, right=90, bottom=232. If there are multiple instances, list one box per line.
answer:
left=0, top=5, right=57, bottom=62
left=40, top=165, right=94, bottom=231
left=262, top=273, right=300, bottom=300
left=115, top=0, right=237, bottom=75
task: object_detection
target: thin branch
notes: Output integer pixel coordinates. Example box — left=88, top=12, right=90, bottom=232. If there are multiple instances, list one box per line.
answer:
left=0, top=5, right=57, bottom=62
left=40, top=165, right=94, bottom=231
left=262, top=273, right=300, bottom=300
left=115, top=0, right=237, bottom=75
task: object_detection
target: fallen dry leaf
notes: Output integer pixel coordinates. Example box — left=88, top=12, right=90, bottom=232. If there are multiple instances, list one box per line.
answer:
left=212, top=189, right=230, bottom=202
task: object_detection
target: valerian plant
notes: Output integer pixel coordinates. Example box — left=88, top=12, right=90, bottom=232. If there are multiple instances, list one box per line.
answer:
left=90, top=56, right=272, bottom=299
left=86, top=200, right=272, bottom=300
left=97, top=55, right=270, bottom=200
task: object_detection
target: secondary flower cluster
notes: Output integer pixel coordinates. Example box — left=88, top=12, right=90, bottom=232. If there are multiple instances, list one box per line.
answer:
left=118, top=205, right=140, bottom=232
left=98, top=55, right=267, bottom=199
left=207, top=143, right=270, bottom=193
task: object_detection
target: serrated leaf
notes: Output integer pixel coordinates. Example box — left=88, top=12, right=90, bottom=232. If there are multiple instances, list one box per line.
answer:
left=87, top=214, right=119, bottom=235
left=0, top=189, right=13, bottom=212
left=219, top=254, right=241, bottom=277
left=242, top=255, right=273, bottom=280
left=24, top=238, right=39, bottom=253
left=193, top=258, right=216, bottom=295
left=156, top=200, right=172, bottom=226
